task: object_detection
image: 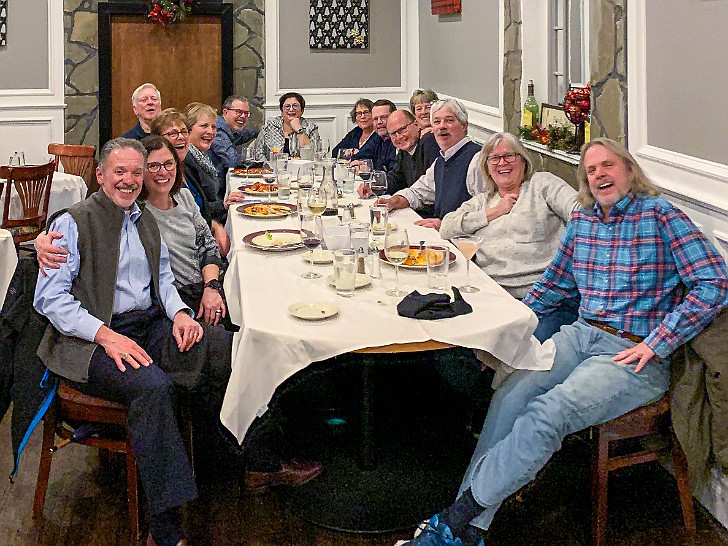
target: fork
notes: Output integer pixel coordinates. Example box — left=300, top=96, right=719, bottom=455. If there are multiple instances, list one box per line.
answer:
left=415, top=240, right=426, bottom=261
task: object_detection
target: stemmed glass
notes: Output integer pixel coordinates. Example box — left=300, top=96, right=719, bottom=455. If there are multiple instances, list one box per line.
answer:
left=451, top=235, right=483, bottom=293
left=307, top=185, right=327, bottom=216
left=299, top=212, right=323, bottom=279
left=315, top=137, right=330, bottom=160
left=384, top=228, right=409, bottom=297
left=369, top=170, right=388, bottom=198
left=241, top=147, right=256, bottom=184
left=262, top=156, right=276, bottom=204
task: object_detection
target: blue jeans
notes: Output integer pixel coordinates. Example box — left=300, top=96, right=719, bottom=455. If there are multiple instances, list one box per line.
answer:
left=458, top=319, right=670, bottom=530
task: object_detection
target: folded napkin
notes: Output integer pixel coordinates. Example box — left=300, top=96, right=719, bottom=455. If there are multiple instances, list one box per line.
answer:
left=397, top=287, right=472, bottom=320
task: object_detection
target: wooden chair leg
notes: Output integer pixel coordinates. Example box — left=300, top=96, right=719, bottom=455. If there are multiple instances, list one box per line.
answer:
left=591, top=430, right=609, bottom=546
left=125, top=435, right=142, bottom=541
left=671, top=435, right=697, bottom=537
left=33, top=407, right=57, bottom=517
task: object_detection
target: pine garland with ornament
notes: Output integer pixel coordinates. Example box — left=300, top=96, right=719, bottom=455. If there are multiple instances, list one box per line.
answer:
left=518, top=124, right=576, bottom=152
left=147, top=0, right=193, bottom=25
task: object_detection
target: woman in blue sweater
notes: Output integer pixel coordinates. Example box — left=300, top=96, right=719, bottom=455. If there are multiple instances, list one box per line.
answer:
left=332, top=98, right=381, bottom=161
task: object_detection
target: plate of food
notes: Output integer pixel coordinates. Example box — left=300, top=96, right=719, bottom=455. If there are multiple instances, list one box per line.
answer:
left=288, top=301, right=339, bottom=321
left=240, top=181, right=278, bottom=195
left=378, top=246, right=457, bottom=270
left=236, top=202, right=297, bottom=218
left=231, top=164, right=267, bottom=176
left=243, top=229, right=304, bottom=251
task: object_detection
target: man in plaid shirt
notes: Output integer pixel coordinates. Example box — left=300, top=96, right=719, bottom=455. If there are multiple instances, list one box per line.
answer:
left=401, top=138, right=728, bottom=546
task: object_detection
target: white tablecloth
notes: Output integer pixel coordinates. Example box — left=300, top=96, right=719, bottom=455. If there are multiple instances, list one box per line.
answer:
left=1, top=171, right=86, bottom=223
left=0, top=229, right=18, bottom=309
left=221, top=196, right=555, bottom=443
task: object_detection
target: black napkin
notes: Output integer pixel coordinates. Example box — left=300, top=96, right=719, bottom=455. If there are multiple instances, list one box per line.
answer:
left=397, top=287, right=473, bottom=320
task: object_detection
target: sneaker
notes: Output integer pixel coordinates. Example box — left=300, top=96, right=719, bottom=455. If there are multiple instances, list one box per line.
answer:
left=400, top=514, right=463, bottom=545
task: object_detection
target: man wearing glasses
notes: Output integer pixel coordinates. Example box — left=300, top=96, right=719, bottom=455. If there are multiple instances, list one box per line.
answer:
left=358, top=109, right=440, bottom=216
left=209, top=95, right=259, bottom=185
left=371, top=99, right=399, bottom=173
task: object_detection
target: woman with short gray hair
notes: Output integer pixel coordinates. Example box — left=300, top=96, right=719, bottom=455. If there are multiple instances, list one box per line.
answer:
left=440, top=131, right=579, bottom=341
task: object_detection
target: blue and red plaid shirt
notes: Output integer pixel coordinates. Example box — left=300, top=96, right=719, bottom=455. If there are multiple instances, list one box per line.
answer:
left=524, top=193, right=728, bottom=358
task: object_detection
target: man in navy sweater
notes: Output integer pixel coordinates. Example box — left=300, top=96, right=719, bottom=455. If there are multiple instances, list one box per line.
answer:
left=377, top=99, right=484, bottom=230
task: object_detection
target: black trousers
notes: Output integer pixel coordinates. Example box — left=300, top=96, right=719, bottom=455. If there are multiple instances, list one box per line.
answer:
left=71, top=309, right=197, bottom=516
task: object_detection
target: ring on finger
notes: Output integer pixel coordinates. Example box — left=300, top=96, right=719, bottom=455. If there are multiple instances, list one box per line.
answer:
left=121, top=352, right=129, bottom=360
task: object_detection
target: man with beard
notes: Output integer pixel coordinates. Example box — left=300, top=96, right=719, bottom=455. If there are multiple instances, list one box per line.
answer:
left=209, top=95, right=259, bottom=192
left=398, top=138, right=728, bottom=546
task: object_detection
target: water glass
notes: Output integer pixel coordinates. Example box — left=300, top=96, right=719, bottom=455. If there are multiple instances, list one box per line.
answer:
left=369, top=205, right=389, bottom=236
left=277, top=173, right=291, bottom=199
left=299, top=142, right=314, bottom=161
left=333, top=249, right=358, bottom=298
left=426, top=245, right=450, bottom=290
left=339, top=166, right=355, bottom=193
left=349, top=221, right=370, bottom=255
left=324, top=223, right=351, bottom=251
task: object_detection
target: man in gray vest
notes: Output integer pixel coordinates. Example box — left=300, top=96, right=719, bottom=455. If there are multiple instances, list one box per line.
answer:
left=34, top=138, right=200, bottom=546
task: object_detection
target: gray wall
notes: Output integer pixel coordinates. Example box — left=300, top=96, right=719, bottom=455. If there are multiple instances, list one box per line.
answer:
left=278, top=0, right=401, bottom=90
left=418, top=0, right=499, bottom=107
left=646, top=0, right=728, bottom=166
left=0, top=0, right=49, bottom=90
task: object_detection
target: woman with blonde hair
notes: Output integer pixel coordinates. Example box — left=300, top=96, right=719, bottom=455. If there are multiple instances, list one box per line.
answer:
left=410, top=89, right=439, bottom=136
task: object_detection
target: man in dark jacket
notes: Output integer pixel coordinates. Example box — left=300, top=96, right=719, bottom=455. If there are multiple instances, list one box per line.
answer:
left=120, top=83, right=162, bottom=140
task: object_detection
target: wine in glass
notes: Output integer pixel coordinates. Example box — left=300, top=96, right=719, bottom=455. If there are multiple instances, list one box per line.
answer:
left=384, top=228, right=410, bottom=297
left=307, top=185, right=327, bottom=216
left=262, top=158, right=276, bottom=204
left=369, top=170, right=388, bottom=198
left=241, top=146, right=256, bottom=184
left=299, top=212, right=323, bottom=279
left=451, top=235, right=483, bottom=293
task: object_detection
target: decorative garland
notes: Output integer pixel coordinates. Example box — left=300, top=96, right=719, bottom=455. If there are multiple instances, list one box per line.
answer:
left=518, top=124, right=576, bottom=153
left=147, top=0, right=193, bottom=25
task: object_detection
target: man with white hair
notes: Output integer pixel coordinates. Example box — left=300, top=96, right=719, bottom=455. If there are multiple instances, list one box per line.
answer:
left=377, top=99, right=484, bottom=230
left=121, top=83, right=162, bottom=140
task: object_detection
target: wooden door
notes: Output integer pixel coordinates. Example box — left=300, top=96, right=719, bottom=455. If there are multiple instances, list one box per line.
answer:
left=98, top=3, right=233, bottom=146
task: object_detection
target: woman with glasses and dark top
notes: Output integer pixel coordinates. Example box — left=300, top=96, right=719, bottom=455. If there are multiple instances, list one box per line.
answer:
left=150, top=108, right=243, bottom=257
left=250, top=92, right=319, bottom=160
left=440, top=132, right=580, bottom=341
left=331, top=98, right=380, bottom=161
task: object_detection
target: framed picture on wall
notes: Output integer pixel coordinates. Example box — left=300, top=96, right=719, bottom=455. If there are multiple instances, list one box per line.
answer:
left=540, top=103, right=573, bottom=133
left=309, top=0, right=369, bottom=50
left=0, top=0, right=7, bottom=47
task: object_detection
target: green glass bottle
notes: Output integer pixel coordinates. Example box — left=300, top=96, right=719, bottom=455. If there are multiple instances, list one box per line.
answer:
left=522, top=80, right=540, bottom=128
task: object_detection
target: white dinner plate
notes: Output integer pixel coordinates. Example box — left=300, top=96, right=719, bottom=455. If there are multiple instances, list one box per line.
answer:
left=288, top=301, right=340, bottom=321
left=338, top=196, right=362, bottom=207
left=326, top=273, right=372, bottom=289
left=302, top=249, right=334, bottom=264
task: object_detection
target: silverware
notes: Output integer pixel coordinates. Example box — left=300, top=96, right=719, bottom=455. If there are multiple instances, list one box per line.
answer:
left=415, top=240, right=425, bottom=261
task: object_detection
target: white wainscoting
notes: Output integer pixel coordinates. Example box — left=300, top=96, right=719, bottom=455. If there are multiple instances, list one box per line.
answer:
left=0, top=0, right=65, bottom=164
left=628, top=0, right=728, bottom=529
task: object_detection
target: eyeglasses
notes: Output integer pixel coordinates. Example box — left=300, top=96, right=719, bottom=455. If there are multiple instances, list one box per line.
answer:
left=388, top=121, right=415, bottom=139
left=227, top=108, right=250, bottom=117
left=147, top=160, right=176, bottom=173
left=486, top=153, right=519, bottom=165
left=282, top=103, right=301, bottom=111
left=162, top=128, right=189, bottom=139
left=355, top=110, right=371, bottom=118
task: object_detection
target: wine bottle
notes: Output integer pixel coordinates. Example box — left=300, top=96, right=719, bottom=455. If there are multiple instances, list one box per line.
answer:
left=522, top=80, right=540, bottom=128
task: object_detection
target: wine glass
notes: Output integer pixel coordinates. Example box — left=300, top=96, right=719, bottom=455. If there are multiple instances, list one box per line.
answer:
left=307, top=185, right=327, bottom=216
left=384, top=228, right=409, bottom=297
left=369, top=170, right=388, bottom=198
left=299, top=212, right=323, bottom=279
left=356, top=159, right=374, bottom=197
left=262, top=157, right=276, bottom=204
left=451, top=235, right=483, bottom=293
left=241, top=146, right=256, bottom=184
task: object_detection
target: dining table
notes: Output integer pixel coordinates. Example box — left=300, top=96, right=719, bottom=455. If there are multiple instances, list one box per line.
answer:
left=0, top=229, right=18, bottom=309
left=221, top=177, right=555, bottom=446
left=1, top=171, right=87, bottom=224
left=220, top=173, right=556, bottom=530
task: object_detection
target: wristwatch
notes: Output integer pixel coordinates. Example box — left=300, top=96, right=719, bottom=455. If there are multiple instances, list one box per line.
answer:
left=204, top=279, right=222, bottom=292
left=293, top=128, right=305, bottom=135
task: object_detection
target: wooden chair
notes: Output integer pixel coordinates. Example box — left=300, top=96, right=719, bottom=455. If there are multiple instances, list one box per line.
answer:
left=0, top=161, right=55, bottom=247
left=591, top=394, right=697, bottom=545
left=48, top=143, right=97, bottom=197
left=33, top=382, right=143, bottom=541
